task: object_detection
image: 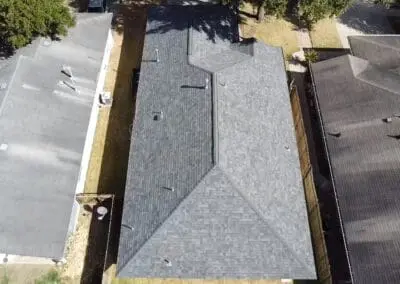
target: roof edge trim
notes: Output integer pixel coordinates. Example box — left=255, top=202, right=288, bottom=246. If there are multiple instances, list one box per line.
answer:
left=309, top=63, right=355, bottom=282
left=0, top=55, right=24, bottom=119
left=212, top=73, right=218, bottom=164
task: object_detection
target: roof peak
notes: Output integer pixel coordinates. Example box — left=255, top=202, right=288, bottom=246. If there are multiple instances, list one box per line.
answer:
left=118, top=166, right=315, bottom=278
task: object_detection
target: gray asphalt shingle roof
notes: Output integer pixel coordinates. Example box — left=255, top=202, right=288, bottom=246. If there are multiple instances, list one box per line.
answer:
left=0, top=13, right=112, bottom=259
left=349, top=35, right=400, bottom=72
left=311, top=35, right=400, bottom=284
left=118, top=5, right=315, bottom=279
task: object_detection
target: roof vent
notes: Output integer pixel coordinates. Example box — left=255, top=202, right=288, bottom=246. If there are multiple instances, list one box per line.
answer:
left=388, top=134, right=400, bottom=140
left=163, top=258, right=172, bottom=267
left=162, top=186, right=175, bottom=192
left=383, top=117, right=393, bottom=123
left=155, top=48, right=160, bottom=63
left=152, top=111, right=163, bottom=121
left=0, top=82, right=7, bottom=90
left=60, top=65, right=78, bottom=92
left=62, top=65, right=73, bottom=78
left=328, top=132, right=341, bottom=138
left=0, top=143, right=8, bottom=151
left=122, top=224, right=134, bottom=231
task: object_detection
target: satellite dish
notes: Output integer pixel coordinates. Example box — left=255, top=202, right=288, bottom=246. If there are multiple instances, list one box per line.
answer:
left=96, top=206, right=108, bottom=220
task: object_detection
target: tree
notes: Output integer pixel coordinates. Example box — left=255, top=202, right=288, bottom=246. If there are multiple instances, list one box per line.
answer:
left=299, top=0, right=352, bottom=27
left=374, top=0, right=400, bottom=7
left=0, top=0, right=75, bottom=50
left=257, top=0, right=288, bottom=21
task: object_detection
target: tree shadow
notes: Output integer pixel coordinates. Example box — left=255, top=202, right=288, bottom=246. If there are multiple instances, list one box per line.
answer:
left=338, top=1, right=394, bottom=34
left=81, top=198, right=113, bottom=284
left=93, top=2, right=147, bottom=276
left=68, top=0, right=89, bottom=12
left=144, top=5, right=239, bottom=43
left=296, top=70, right=352, bottom=283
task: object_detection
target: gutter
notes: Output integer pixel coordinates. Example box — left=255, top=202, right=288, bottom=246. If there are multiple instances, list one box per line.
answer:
left=308, top=62, right=354, bottom=284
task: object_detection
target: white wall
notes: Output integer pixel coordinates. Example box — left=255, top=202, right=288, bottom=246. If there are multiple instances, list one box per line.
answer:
left=66, top=29, right=114, bottom=237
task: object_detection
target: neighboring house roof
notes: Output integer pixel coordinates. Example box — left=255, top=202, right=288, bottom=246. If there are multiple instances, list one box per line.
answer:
left=311, top=35, right=400, bottom=284
left=348, top=35, right=400, bottom=71
left=0, top=13, right=112, bottom=259
left=117, top=5, right=316, bottom=279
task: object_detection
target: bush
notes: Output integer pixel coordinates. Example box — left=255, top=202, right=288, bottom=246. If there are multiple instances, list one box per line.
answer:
left=0, top=0, right=75, bottom=49
left=305, top=50, right=319, bottom=63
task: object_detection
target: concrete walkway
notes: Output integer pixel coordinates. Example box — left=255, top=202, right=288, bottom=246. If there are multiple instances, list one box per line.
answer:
left=287, top=27, right=312, bottom=73
left=297, top=27, right=312, bottom=48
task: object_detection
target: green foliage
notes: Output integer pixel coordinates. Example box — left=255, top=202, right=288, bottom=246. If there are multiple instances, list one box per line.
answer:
left=34, top=270, right=62, bottom=284
left=0, top=0, right=75, bottom=49
left=1, top=274, right=9, bottom=284
left=299, top=0, right=352, bottom=27
left=263, top=0, right=289, bottom=18
left=374, top=0, right=400, bottom=7
left=304, top=50, right=319, bottom=63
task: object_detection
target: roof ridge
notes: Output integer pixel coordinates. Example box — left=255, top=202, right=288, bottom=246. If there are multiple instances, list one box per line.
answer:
left=117, top=165, right=219, bottom=274
left=219, top=168, right=317, bottom=277
left=353, top=58, right=400, bottom=96
left=189, top=48, right=253, bottom=73
left=348, top=55, right=369, bottom=77
left=350, top=35, right=400, bottom=53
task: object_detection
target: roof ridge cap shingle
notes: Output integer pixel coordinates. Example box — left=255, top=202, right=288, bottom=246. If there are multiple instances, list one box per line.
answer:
left=218, top=167, right=317, bottom=277
left=349, top=35, right=400, bottom=53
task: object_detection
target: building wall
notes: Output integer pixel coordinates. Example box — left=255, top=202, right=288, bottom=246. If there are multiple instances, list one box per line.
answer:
left=290, top=85, right=332, bottom=284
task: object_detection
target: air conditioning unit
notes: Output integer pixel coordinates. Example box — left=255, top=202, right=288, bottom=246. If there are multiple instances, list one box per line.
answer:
left=99, top=91, right=112, bottom=107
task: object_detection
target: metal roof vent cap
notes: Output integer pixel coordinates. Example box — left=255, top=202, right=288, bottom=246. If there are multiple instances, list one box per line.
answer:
left=0, top=143, right=8, bottom=151
left=163, top=258, right=172, bottom=267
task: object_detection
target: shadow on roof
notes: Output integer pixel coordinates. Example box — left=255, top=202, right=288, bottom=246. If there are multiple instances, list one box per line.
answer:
left=145, top=5, right=238, bottom=43
left=338, top=1, right=394, bottom=34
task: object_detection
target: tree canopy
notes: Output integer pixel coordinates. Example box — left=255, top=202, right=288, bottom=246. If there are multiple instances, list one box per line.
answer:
left=257, top=0, right=288, bottom=21
left=299, top=0, right=353, bottom=26
left=374, top=0, right=400, bottom=7
left=0, top=0, right=75, bottom=50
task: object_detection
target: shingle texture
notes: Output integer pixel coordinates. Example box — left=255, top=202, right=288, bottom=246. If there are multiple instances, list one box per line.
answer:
left=118, top=5, right=315, bottom=279
left=349, top=35, right=400, bottom=72
left=311, top=36, right=400, bottom=284
left=0, top=13, right=112, bottom=259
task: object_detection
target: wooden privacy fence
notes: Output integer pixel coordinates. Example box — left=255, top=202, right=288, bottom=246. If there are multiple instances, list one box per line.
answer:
left=290, top=85, right=332, bottom=284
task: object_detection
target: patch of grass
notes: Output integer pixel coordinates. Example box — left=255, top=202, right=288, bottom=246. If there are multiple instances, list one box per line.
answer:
left=240, top=3, right=299, bottom=62
left=309, top=17, right=342, bottom=48
left=34, top=269, right=61, bottom=284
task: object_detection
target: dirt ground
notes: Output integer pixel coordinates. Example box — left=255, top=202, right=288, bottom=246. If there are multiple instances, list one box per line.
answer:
left=239, top=3, right=299, bottom=61
left=62, top=1, right=149, bottom=283
left=0, top=264, right=57, bottom=284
